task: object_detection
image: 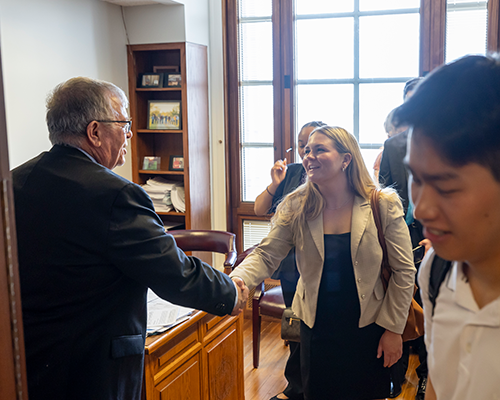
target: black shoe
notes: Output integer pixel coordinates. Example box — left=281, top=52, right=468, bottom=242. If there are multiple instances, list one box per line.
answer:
left=415, top=376, right=427, bottom=400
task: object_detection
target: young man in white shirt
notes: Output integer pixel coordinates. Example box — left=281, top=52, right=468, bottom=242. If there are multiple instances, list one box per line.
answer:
left=395, top=54, right=500, bottom=400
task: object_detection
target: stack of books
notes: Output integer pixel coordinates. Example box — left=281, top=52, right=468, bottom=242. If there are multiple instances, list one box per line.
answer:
left=141, top=177, right=185, bottom=213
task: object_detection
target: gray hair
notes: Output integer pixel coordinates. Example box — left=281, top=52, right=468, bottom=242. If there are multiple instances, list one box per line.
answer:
left=46, top=77, right=129, bottom=145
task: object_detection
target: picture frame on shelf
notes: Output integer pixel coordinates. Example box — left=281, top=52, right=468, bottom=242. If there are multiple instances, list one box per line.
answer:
left=169, top=155, right=184, bottom=171
left=142, top=156, right=161, bottom=170
left=166, top=73, right=182, bottom=87
left=139, top=73, right=163, bottom=88
left=147, top=100, right=181, bottom=130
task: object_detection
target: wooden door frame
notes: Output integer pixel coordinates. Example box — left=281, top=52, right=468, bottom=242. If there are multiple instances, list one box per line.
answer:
left=0, top=38, right=29, bottom=400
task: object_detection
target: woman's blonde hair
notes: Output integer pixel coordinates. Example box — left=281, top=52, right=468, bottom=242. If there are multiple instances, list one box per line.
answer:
left=271, top=126, right=382, bottom=249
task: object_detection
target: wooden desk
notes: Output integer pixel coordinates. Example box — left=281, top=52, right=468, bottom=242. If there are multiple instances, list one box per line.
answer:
left=142, top=311, right=244, bottom=400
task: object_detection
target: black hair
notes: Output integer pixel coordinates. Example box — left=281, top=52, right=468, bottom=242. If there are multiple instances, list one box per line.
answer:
left=403, top=77, right=423, bottom=99
left=394, top=54, right=500, bottom=181
left=301, top=121, right=327, bottom=130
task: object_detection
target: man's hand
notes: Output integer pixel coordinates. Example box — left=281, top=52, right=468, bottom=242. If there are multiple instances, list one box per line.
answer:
left=231, top=277, right=249, bottom=316
left=377, top=329, right=402, bottom=367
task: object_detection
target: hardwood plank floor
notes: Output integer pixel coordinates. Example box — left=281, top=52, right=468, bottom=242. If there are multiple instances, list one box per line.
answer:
left=243, top=318, right=420, bottom=400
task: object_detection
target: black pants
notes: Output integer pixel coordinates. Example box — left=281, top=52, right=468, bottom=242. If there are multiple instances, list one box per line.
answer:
left=272, top=249, right=303, bottom=400
left=391, top=220, right=428, bottom=394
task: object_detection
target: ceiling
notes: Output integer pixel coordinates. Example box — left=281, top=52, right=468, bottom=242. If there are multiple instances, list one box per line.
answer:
left=101, top=0, right=179, bottom=6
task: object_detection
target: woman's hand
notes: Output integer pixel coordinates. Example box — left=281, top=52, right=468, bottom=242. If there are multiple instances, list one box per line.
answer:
left=270, top=158, right=288, bottom=187
left=377, top=329, right=402, bottom=367
left=419, top=238, right=432, bottom=256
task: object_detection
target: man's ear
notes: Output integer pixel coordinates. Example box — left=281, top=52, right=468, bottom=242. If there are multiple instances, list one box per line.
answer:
left=86, top=121, right=102, bottom=148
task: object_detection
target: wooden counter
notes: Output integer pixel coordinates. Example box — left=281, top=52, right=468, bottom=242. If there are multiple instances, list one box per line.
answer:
left=142, top=311, right=244, bottom=400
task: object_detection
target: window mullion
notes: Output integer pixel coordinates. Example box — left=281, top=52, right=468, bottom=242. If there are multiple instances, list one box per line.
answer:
left=272, top=0, right=284, bottom=162
left=354, top=0, right=360, bottom=141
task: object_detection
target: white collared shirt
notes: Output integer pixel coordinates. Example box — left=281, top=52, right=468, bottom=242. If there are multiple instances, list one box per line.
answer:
left=418, top=248, right=500, bottom=400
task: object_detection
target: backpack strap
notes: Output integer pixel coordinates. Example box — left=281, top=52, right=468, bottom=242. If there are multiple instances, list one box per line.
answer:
left=429, top=254, right=453, bottom=316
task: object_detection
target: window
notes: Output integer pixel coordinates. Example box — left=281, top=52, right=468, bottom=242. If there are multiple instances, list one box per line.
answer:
left=224, top=0, right=500, bottom=250
left=294, top=0, right=420, bottom=173
left=445, top=0, right=488, bottom=62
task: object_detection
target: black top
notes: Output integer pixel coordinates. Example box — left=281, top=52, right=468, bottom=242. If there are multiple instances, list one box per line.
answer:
left=269, top=163, right=306, bottom=213
left=379, top=130, right=410, bottom=215
left=300, top=233, right=391, bottom=400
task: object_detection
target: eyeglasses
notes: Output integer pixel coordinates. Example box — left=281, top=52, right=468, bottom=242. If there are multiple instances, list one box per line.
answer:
left=96, top=120, right=132, bottom=133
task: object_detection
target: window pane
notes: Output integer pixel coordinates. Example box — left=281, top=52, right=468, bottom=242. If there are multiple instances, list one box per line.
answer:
left=242, top=147, right=274, bottom=201
left=360, top=148, right=382, bottom=181
left=296, top=18, right=354, bottom=79
left=239, top=21, right=273, bottom=81
left=358, top=82, right=406, bottom=145
left=243, top=220, right=271, bottom=250
left=239, top=0, right=272, bottom=18
left=296, top=84, right=354, bottom=134
left=295, top=0, right=353, bottom=15
left=240, top=85, right=274, bottom=143
left=359, top=0, right=419, bottom=11
left=445, top=2, right=487, bottom=63
left=359, top=14, right=419, bottom=78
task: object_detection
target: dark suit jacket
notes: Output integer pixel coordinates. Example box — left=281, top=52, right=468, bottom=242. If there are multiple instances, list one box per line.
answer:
left=12, top=145, right=235, bottom=400
left=379, top=130, right=425, bottom=250
left=379, top=130, right=410, bottom=215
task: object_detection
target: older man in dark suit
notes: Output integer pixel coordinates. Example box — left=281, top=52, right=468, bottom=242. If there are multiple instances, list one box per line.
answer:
left=12, top=77, right=248, bottom=400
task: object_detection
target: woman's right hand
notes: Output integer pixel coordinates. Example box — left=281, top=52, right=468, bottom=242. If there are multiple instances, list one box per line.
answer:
left=270, top=158, right=288, bottom=187
left=254, top=158, right=288, bottom=216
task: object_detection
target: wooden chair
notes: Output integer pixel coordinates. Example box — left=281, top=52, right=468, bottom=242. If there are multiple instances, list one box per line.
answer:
left=169, top=229, right=237, bottom=274
left=234, top=245, right=286, bottom=368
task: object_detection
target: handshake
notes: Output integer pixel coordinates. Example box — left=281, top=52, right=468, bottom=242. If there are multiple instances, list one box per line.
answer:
left=231, top=277, right=250, bottom=316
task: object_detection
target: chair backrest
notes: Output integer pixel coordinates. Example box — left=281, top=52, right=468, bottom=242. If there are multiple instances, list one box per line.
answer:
left=169, top=230, right=237, bottom=274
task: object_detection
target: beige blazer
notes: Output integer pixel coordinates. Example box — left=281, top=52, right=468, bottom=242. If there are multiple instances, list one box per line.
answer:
left=230, top=192, right=416, bottom=334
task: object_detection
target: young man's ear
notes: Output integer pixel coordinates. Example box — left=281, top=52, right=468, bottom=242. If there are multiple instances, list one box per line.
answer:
left=86, top=121, right=102, bottom=148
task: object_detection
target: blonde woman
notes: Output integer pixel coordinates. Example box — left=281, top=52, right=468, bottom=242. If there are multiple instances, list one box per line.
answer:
left=230, top=126, right=415, bottom=400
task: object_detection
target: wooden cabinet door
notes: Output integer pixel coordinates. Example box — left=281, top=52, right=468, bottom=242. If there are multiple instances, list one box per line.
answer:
left=155, top=352, right=203, bottom=400
left=205, top=325, right=241, bottom=400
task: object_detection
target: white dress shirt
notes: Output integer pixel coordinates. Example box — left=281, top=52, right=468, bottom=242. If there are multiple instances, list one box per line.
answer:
left=419, top=248, right=500, bottom=400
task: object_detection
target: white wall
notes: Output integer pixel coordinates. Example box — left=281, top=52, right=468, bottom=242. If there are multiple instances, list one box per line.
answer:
left=123, top=4, right=186, bottom=44
left=0, top=0, right=131, bottom=179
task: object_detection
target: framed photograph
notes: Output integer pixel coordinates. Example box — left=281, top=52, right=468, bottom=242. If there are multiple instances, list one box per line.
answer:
left=147, top=100, right=181, bottom=130
left=139, top=73, right=163, bottom=88
left=142, top=156, right=161, bottom=170
left=169, top=155, right=184, bottom=171
left=166, top=73, right=182, bottom=87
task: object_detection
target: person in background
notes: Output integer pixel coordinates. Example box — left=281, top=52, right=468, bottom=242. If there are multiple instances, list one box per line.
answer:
left=254, top=121, right=327, bottom=216
left=12, top=77, right=248, bottom=400
left=373, top=108, right=408, bottom=181
left=231, top=126, right=415, bottom=400
left=396, top=54, right=500, bottom=400
left=378, top=77, right=428, bottom=399
left=254, top=120, right=326, bottom=400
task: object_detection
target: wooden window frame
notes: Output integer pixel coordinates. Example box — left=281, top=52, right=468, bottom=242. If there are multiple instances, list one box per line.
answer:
left=223, top=0, right=500, bottom=252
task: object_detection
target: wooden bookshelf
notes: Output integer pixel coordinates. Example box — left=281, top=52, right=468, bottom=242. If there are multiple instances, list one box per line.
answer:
left=127, top=42, right=211, bottom=262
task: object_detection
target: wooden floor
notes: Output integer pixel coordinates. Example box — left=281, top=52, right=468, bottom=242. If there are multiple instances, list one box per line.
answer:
left=243, top=318, right=420, bottom=400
